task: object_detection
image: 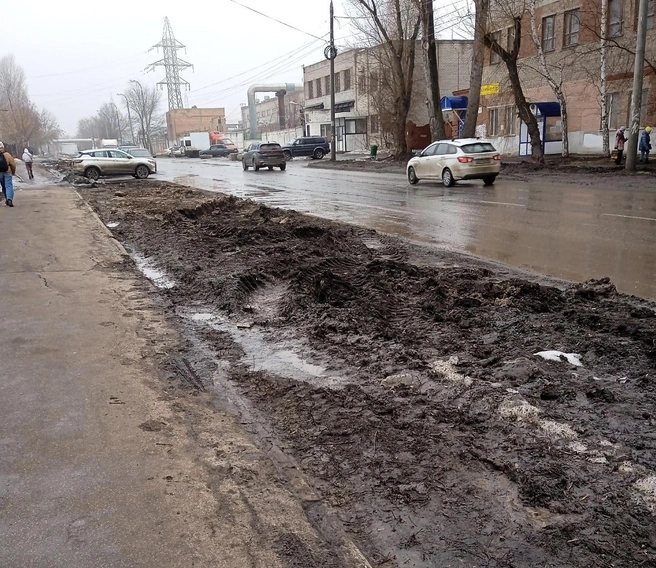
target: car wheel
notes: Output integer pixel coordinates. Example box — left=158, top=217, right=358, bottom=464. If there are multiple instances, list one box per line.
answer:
left=314, top=148, right=325, bottom=159
left=243, top=160, right=249, bottom=170
left=135, top=165, right=150, bottom=179
left=254, top=162, right=260, bottom=171
left=268, top=166, right=274, bottom=171
left=283, top=150, right=292, bottom=160
left=408, top=166, right=419, bottom=185
left=279, top=162, right=286, bottom=171
left=85, top=167, right=100, bottom=181
left=483, top=175, right=497, bottom=186
left=442, top=168, right=455, bottom=187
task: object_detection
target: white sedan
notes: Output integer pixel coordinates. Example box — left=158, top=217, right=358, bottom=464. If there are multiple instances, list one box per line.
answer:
left=407, top=139, right=501, bottom=187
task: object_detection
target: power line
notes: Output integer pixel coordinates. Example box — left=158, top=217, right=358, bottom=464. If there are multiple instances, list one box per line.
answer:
left=190, top=36, right=326, bottom=94
left=27, top=53, right=151, bottom=79
left=226, top=0, right=326, bottom=41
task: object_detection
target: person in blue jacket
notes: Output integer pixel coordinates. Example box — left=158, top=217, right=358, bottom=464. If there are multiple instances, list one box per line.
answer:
left=640, top=126, right=652, bottom=163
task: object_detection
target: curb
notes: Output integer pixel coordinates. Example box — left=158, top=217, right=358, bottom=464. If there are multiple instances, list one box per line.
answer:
left=73, top=189, right=129, bottom=257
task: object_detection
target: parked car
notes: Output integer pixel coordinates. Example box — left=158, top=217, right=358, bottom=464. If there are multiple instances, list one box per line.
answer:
left=200, top=144, right=237, bottom=158
left=126, top=147, right=156, bottom=159
left=166, top=146, right=184, bottom=157
left=119, top=145, right=138, bottom=153
left=242, top=142, right=286, bottom=171
left=73, top=148, right=157, bottom=180
left=282, top=136, right=330, bottom=160
left=406, top=139, right=501, bottom=187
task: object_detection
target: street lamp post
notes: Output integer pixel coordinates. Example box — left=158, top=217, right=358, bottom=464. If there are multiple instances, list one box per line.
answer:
left=117, top=93, right=135, bottom=145
left=110, top=102, right=122, bottom=145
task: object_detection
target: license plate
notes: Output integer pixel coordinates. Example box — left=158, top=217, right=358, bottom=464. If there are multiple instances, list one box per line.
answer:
left=477, top=158, right=492, bottom=164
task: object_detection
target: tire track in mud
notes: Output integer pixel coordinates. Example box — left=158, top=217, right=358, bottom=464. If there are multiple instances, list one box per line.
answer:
left=81, top=181, right=656, bottom=568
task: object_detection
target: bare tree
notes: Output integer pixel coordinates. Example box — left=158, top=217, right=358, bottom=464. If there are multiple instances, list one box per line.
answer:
left=0, top=55, right=61, bottom=152
left=413, top=0, right=446, bottom=140
left=124, top=80, right=162, bottom=152
left=348, top=0, right=422, bottom=156
left=485, top=14, right=544, bottom=162
left=463, top=0, right=489, bottom=138
left=527, top=0, right=569, bottom=156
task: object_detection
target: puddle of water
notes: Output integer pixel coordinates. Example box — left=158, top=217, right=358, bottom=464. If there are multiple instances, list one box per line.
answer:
left=181, top=308, right=347, bottom=388
left=132, top=253, right=175, bottom=289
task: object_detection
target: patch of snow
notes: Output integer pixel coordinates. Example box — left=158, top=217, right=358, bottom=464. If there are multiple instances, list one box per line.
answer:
left=429, top=356, right=473, bottom=387
left=634, top=476, right=656, bottom=512
left=498, top=399, right=540, bottom=421
left=539, top=419, right=578, bottom=440
left=568, top=442, right=588, bottom=454
left=106, top=222, right=120, bottom=228
left=535, top=350, right=582, bottom=367
left=191, top=312, right=215, bottom=321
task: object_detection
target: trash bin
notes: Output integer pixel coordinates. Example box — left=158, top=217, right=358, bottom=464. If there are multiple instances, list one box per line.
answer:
left=370, top=144, right=378, bottom=160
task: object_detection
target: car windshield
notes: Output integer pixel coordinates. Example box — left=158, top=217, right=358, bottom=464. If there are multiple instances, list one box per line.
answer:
left=128, top=149, right=152, bottom=157
left=260, top=144, right=281, bottom=150
left=221, top=139, right=234, bottom=145
left=460, top=143, right=497, bottom=153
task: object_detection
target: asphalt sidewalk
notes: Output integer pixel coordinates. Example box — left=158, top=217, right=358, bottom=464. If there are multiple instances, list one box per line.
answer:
left=0, top=173, right=371, bottom=568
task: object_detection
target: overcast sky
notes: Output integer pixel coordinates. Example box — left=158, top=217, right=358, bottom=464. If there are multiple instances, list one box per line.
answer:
left=6, top=0, right=469, bottom=136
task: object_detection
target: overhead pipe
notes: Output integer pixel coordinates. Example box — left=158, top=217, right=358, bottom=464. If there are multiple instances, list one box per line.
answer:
left=247, top=83, right=303, bottom=139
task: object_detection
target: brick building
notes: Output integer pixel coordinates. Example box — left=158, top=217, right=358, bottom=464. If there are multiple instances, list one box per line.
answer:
left=480, top=0, right=656, bottom=155
left=303, top=40, right=472, bottom=152
left=166, top=108, right=226, bottom=145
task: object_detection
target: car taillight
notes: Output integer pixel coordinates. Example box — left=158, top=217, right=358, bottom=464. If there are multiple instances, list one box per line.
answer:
left=493, top=154, right=501, bottom=161
left=457, top=156, right=474, bottom=163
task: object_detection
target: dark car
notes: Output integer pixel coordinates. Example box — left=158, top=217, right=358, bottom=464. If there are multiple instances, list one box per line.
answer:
left=200, top=144, right=237, bottom=158
left=242, top=142, right=286, bottom=171
left=282, top=136, right=330, bottom=160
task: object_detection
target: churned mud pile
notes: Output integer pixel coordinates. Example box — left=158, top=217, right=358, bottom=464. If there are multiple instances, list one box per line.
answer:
left=82, top=180, right=656, bottom=567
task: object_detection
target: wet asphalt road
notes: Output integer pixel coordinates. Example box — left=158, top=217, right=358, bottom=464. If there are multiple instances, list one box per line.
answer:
left=157, top=157, right=656, bottom=300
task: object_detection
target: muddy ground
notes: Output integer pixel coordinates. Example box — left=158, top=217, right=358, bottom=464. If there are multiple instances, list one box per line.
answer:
left=81, top=180, right=656, bottom=567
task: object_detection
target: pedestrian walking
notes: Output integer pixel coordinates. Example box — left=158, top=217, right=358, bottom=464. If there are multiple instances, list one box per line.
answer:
left=615, top=126, right=627, bottom=165
left=639, top=127, right=652, bottom=163
left=22, top=147, right=34, bottom=179
left=0, top=142, right=17, bottom=207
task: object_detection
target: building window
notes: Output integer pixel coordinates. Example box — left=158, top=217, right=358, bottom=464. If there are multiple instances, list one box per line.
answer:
left=325, top=76, right=331, bottom=96
left=316, top=78, right=322, bottom=98
left=320, top=124, right=332, bottom=139
left=490, top=30, right=502, bottom=64
left=307, top=81, right=314, bottom=99
left=343, top=68, right=352, bottom=91
left=609, top=0, right=623, bottom=36
left=564, top=9, right=580, bottom=47
left=506, top=26, right=516, bottom=52
left=336, top=72, right=341, bottom=93
left=604, top=92, right=620, bottom=130
left=545, top=116, right=563, bottom=142
left=358, top=70, right=366, bottom=92
left=505, top=106, right=516, bottom=135
left=488, top=108, right=499, bottom=136
left=369, top=71, right=379, bottom=88
left=370, top=114, right=380, bottom=134
left=542, top=15, right=556, bottom=52
left=627, top=89, right=649, bottom=124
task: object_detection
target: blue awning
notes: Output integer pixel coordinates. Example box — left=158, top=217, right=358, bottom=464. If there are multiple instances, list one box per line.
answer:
left=440, top=96, right=468, bottom=110
left=532, top=102, right=561, bottom=117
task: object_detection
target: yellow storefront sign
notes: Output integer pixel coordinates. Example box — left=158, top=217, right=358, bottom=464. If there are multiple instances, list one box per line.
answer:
left=481, top=83, right=500, bottom=96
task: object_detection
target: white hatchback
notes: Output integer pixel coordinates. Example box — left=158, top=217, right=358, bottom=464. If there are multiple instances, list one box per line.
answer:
left=407, top=139, right=501, bottom=187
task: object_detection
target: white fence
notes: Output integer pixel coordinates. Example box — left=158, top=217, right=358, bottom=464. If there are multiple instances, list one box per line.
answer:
left=260, top=127, right=304, bottom=146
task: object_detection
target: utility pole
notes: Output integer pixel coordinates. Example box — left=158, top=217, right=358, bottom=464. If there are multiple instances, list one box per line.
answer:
left=626, top=0, right=649, bottom=170
left=118, top=93, right=136, bottom=145
left=329, top=0, right=337, bottom=161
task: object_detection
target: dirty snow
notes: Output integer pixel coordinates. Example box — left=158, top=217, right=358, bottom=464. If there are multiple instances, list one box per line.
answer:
left=535, top=350, right=583, bottom=366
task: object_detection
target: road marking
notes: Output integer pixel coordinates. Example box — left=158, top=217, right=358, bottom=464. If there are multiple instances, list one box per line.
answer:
left=457, top=199, right=526, bottom=207
left=602, top=213, right=656, bottom=222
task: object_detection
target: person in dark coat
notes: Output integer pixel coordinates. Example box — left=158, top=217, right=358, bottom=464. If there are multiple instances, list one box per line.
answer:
left=639, top=126, right=652, bottom=163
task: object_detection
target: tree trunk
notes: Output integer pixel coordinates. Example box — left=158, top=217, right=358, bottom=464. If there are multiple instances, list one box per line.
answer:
left=528, top=0, right=569, bottom=156
left=507, top=59, right=544, bottom=162
left=463, top=0, right=488, bottom=138
left=421, top=0, right=446, bottom=141
left=600, top=0, right=610, bottom=156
